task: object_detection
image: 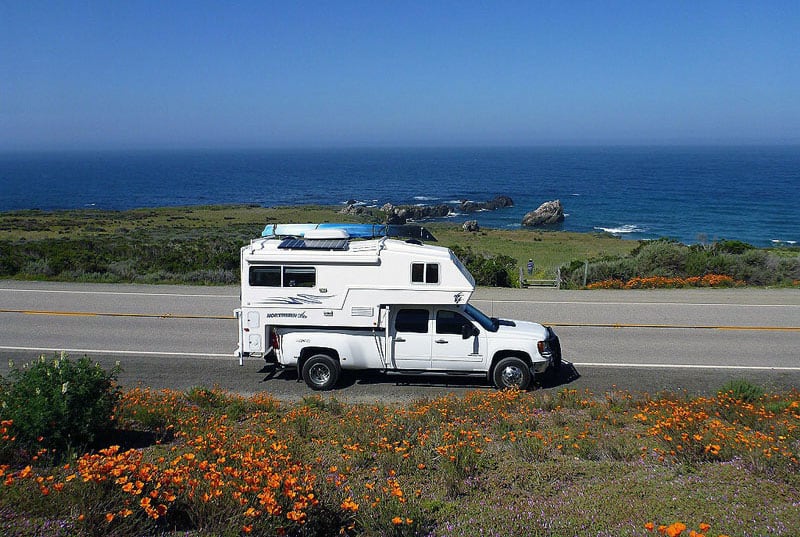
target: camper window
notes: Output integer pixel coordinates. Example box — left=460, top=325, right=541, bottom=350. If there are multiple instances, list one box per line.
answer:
left=395, top=309, right=429, bottom=333
left=249, top=266, right=281, bottom=287
left=411, top=263, right=440, bottom=284
left=284, top=266, right=316, bottom=287
left=249, top=265, right=316, bottom=287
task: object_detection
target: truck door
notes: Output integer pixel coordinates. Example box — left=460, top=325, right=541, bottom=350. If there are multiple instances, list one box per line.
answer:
left=391, top=308, right=432, bottom=369
left=430, top=308, right=484, bottom=370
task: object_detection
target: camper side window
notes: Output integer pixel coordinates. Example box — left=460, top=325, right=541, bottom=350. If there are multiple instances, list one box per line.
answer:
left=284, top=266, right=315, bottom=287
left=249, top=266, right=316, bottom=287
left=249, top=266, right=281, bottom=287
left=395, top=309, right=429, bottom=333
left=411, top=263, right=439, bottom=284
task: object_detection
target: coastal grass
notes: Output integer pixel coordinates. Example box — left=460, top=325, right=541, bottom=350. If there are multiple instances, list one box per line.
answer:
left=427, top=223, right=637, bottom=279
left=1, top=370, right=798, bottom=537
left=2, top=204, right=797, bottom=287
left=0, top=204, right=637, bottom=284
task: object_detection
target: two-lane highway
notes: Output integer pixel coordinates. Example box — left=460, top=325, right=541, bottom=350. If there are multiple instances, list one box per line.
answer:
left=1, top=281, right=798, bottom=401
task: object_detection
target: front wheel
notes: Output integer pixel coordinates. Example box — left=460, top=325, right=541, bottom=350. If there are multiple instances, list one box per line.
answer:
left=492, top=357, right=531, bottom=390
left=302, top=354, right=340, bottom=390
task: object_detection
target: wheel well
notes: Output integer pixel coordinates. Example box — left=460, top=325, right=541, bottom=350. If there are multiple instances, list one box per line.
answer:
left=298, top=348, right=340, bottom=371
left=489, top=351, right=531, bottom=376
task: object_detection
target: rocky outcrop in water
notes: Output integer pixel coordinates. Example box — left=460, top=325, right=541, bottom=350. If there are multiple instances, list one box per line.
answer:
left=459, top=195, right=514, bottom=213
left=381, top=203, right=453, bottom=224
left=339, top=203, right=372, bottom=217
left=339, top=195, right=515, bottom=225
left=522, top=200, right=565, bottom=227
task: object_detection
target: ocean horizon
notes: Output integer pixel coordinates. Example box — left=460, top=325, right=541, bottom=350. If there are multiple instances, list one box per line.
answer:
left=1, top=146, right=798, bottom=248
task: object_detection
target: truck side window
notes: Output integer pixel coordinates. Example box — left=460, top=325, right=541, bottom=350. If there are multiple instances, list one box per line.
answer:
left=411, top=263, right=439, bottom=284
left=249, top=266, right=281, bottom=286
left=395, top=309, right=429, bottom=333
left=284, top=266, right=315, bottom=287
left=436, top=310, right=471, bottom=335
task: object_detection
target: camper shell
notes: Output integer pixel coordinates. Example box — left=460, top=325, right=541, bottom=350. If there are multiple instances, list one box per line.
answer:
left=234, top=224, right=561, bottom=390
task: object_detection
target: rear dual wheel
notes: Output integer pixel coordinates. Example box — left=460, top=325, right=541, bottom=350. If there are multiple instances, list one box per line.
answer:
left=301, top=354, right=340, bottom=390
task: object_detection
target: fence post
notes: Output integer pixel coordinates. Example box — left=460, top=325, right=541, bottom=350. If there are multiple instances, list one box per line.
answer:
left=582, top=260, right=588, bottom=287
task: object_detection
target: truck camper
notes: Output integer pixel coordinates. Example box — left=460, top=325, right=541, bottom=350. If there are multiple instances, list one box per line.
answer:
left=235, top=223, right=561, bottom=390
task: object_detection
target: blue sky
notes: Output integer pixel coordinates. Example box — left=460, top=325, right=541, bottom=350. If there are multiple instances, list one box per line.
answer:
left=2, top=1, right=798, bottom=150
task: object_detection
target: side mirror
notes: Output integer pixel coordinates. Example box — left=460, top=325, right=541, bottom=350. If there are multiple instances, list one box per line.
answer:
left=462, top=324, right=479, bottom=339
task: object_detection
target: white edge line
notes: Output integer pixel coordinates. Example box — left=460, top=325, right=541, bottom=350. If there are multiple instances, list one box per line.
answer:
left=574, top=362, right=800, bottom=371
left=1, top=347, right=797, bottom=372
left=473, top=299, right=800, bottom=308
left=0, top=346, right=231, bottom=360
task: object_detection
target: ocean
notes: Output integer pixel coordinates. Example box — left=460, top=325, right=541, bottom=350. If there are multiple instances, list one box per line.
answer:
left=1, top=146, right=798, bottom=247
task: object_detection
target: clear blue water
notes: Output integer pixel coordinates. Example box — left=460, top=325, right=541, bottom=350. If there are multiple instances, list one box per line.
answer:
left=1, top=146, right=798, bottom=247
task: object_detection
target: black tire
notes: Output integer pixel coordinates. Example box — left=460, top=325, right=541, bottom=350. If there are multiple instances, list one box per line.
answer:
left=301, top=354, right=340, bottom=391
left=492, top=357, right=531, bottom=389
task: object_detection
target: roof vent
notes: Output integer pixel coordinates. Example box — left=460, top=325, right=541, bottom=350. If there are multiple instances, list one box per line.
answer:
left=304, top=229, right=350, bottom=240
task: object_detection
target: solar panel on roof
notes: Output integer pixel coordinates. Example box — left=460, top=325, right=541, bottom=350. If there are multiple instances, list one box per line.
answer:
left=278, top=238, right=349, bottom=250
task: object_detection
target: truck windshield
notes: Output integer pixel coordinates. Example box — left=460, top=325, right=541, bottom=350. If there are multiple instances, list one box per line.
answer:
left=464, top=304, right=499, bottom=332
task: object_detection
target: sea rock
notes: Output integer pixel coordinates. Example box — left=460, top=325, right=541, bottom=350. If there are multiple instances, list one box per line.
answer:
left=459, top=195, right=514, bottom=213
left=381, top=203, right=453, bottom=224
left=339, top=203, right=370, bottom=216
left=462, top=220, right=480, bottom=232
left=522, top=200, right=565, bottom=227
left=378, top=195, right=512, bottom=224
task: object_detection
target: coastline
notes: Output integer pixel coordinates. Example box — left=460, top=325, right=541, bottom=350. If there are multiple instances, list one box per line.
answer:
left=1, top=204, right=797, bottom=288
left=2, top=146, right=798, bottom=248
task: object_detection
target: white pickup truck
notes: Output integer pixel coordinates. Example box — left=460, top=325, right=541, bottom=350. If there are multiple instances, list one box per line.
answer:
left=236, top=224, right=562, bottom=390
left=270, top=302, right=561, bottom=390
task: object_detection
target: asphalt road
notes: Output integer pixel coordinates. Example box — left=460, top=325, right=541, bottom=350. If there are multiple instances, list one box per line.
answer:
left=1, top=281, right=798, bottom=401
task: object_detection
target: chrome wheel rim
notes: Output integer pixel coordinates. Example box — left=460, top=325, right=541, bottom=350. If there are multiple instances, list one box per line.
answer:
left=309, top=363, right=331, bottom=385
left=501, top=365, right=524, bottom=387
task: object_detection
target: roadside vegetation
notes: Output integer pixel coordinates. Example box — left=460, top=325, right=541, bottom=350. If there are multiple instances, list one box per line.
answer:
left=560, top=238, right=800, bottom=289
left=1, top=205, right=797, bottom=288
left=1, top=355, right=798, bottom=536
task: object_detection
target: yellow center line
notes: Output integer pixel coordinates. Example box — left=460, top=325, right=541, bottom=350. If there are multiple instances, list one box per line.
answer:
left=0, top=309, right=235, bottom=320
left=2, top=309, right=798, bottom=331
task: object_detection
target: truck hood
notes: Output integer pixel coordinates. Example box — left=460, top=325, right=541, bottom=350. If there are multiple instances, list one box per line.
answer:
left=493, top=319, right=547, bottom=340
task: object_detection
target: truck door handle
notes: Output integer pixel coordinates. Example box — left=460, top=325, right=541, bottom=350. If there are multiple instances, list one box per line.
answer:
left=395, top=337, right=406, bottom=342
left=435, top=339, right=448, bottom=344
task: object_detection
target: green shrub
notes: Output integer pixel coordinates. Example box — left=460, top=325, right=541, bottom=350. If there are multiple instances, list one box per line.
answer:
left=718, top=379, right=765, bottom=403
left=632, top=239, right=687, bottom=277
left=450, top=245, right=517, bottom=287
left=587, top=258, right=635, bottom=283
left=0, top=242, right=22, bottom=276
left=713, top=240, right=755, bottom=255
left=0, top=354, right=121, bottom=460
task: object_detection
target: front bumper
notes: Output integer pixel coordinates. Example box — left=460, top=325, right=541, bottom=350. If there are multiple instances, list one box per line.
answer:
left=541, top=327, right=562, bottom=370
